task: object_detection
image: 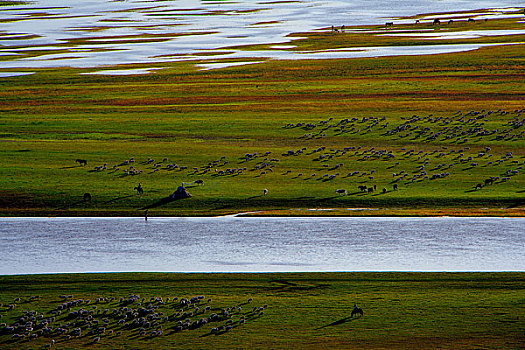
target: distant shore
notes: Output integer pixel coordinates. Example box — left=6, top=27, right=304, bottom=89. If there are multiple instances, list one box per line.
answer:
left=1, top=207, right=524, bottom=217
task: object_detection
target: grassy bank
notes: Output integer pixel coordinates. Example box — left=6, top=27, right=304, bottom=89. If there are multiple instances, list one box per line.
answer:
left=0, top=13, right=524, bottom=216
left=0, top=272, right=523, bottom=349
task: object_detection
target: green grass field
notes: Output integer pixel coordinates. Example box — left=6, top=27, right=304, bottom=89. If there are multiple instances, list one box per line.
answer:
left=0, top=273, right=523, bottom=349
left=0, top=11, right=524, bottom=216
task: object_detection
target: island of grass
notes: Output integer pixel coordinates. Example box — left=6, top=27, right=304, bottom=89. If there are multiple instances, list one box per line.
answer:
left=0, top=9, right=524, bottom=217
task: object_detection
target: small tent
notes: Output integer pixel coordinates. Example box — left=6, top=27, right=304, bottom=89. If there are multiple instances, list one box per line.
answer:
left=172, top=186, right=192, bottom=199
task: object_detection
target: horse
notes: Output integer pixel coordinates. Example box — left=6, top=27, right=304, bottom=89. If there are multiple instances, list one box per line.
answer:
left=351, top=307, right=363, bottom=317
left=76, top=159, right=87, bottom=166
left=83, top=193, right=92, bottom=202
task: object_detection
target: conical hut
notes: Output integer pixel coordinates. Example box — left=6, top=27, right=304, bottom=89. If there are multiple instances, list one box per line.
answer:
left=172, top=186, right=192, bottom=199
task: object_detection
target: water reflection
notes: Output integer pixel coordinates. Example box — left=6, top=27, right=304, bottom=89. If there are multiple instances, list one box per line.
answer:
left=0, top=0, right=523, bottom=70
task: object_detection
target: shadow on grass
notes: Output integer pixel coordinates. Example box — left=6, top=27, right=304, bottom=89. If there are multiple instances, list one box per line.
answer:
left=246, top=195, right=261, bottom=200
left=316, top=315, right=360, bottom=330
left=506, top=200, right=525, bottom=208
left=315, top=196, right=338, bottom=203
left=140, top=196, right=187, bottom=210
left=55, top=200, right=86, bottom=210
left=103, top=194, right=136, bottom=204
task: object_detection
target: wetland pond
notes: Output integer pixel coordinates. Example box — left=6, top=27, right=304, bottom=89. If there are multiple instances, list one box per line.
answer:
left=0, top=217, right=523, bottom=275
left=0, top=0, right=524, bottom=70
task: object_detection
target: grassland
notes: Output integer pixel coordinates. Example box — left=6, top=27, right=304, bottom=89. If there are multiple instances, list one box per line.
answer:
left=0, top=12, right=524, bottom=216
left=0, top=272, right=523, bottom=349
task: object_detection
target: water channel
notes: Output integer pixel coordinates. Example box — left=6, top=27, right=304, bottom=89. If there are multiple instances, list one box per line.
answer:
left=1, top=217, right=523, bottom=275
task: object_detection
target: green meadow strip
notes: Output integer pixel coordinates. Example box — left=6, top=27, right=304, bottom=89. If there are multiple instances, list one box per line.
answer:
left=0, top=272, right=523, bottom=349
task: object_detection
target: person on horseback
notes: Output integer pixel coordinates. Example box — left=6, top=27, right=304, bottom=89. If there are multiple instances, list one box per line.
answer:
left=351, top=303, right=363, bottom=317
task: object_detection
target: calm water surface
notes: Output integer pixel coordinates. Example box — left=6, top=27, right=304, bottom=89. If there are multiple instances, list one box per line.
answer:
left=0, top=217, right=523, bottom=275
left=0, top=0, right=523, bottom=70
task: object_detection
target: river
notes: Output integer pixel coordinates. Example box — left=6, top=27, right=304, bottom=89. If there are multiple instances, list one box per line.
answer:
left=0, top=217, right=523, bottom=275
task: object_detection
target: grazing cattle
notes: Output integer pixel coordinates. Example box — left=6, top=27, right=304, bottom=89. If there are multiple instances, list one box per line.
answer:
left=484, top=178, right=493, bottom=186
left=194, top=180, right=204, bottom=185
left=367, top=187, right=374, bottom=193
left=382, top=188, right=387, bottom=194
left=433, top=18, right=440, bottom=25
left=75, top=159, right=87, bottom=166
left=468, top=18, right=475, bottom=23
left=358, top=185, right=368, bottom=192
left=335, top=189, right=347, bottom=196
left=475, top=183, right=483, bottom=190
left=393, top=183, right=398, bottom=191
left=385, top=22, right=393, bottom=28
left=83, top=193, right=92, bottom=202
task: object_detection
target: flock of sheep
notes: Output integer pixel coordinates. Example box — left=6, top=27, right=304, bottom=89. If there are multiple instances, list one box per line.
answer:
left=0, top=293, right=266, bottom=348
left=287, top=109, right=525, bottom=143
left=75, top=109, right=523, bottom=197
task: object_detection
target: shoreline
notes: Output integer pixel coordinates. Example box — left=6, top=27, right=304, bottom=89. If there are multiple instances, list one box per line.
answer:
left=1, top=271, right=524, bottom=277
left=1, top=207, right=524, bottom=218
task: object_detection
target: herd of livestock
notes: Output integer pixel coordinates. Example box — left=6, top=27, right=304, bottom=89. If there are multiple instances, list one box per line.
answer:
left=75, top=109, right=523, bottom=197
left=0, top=294, right=266, bottom=348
